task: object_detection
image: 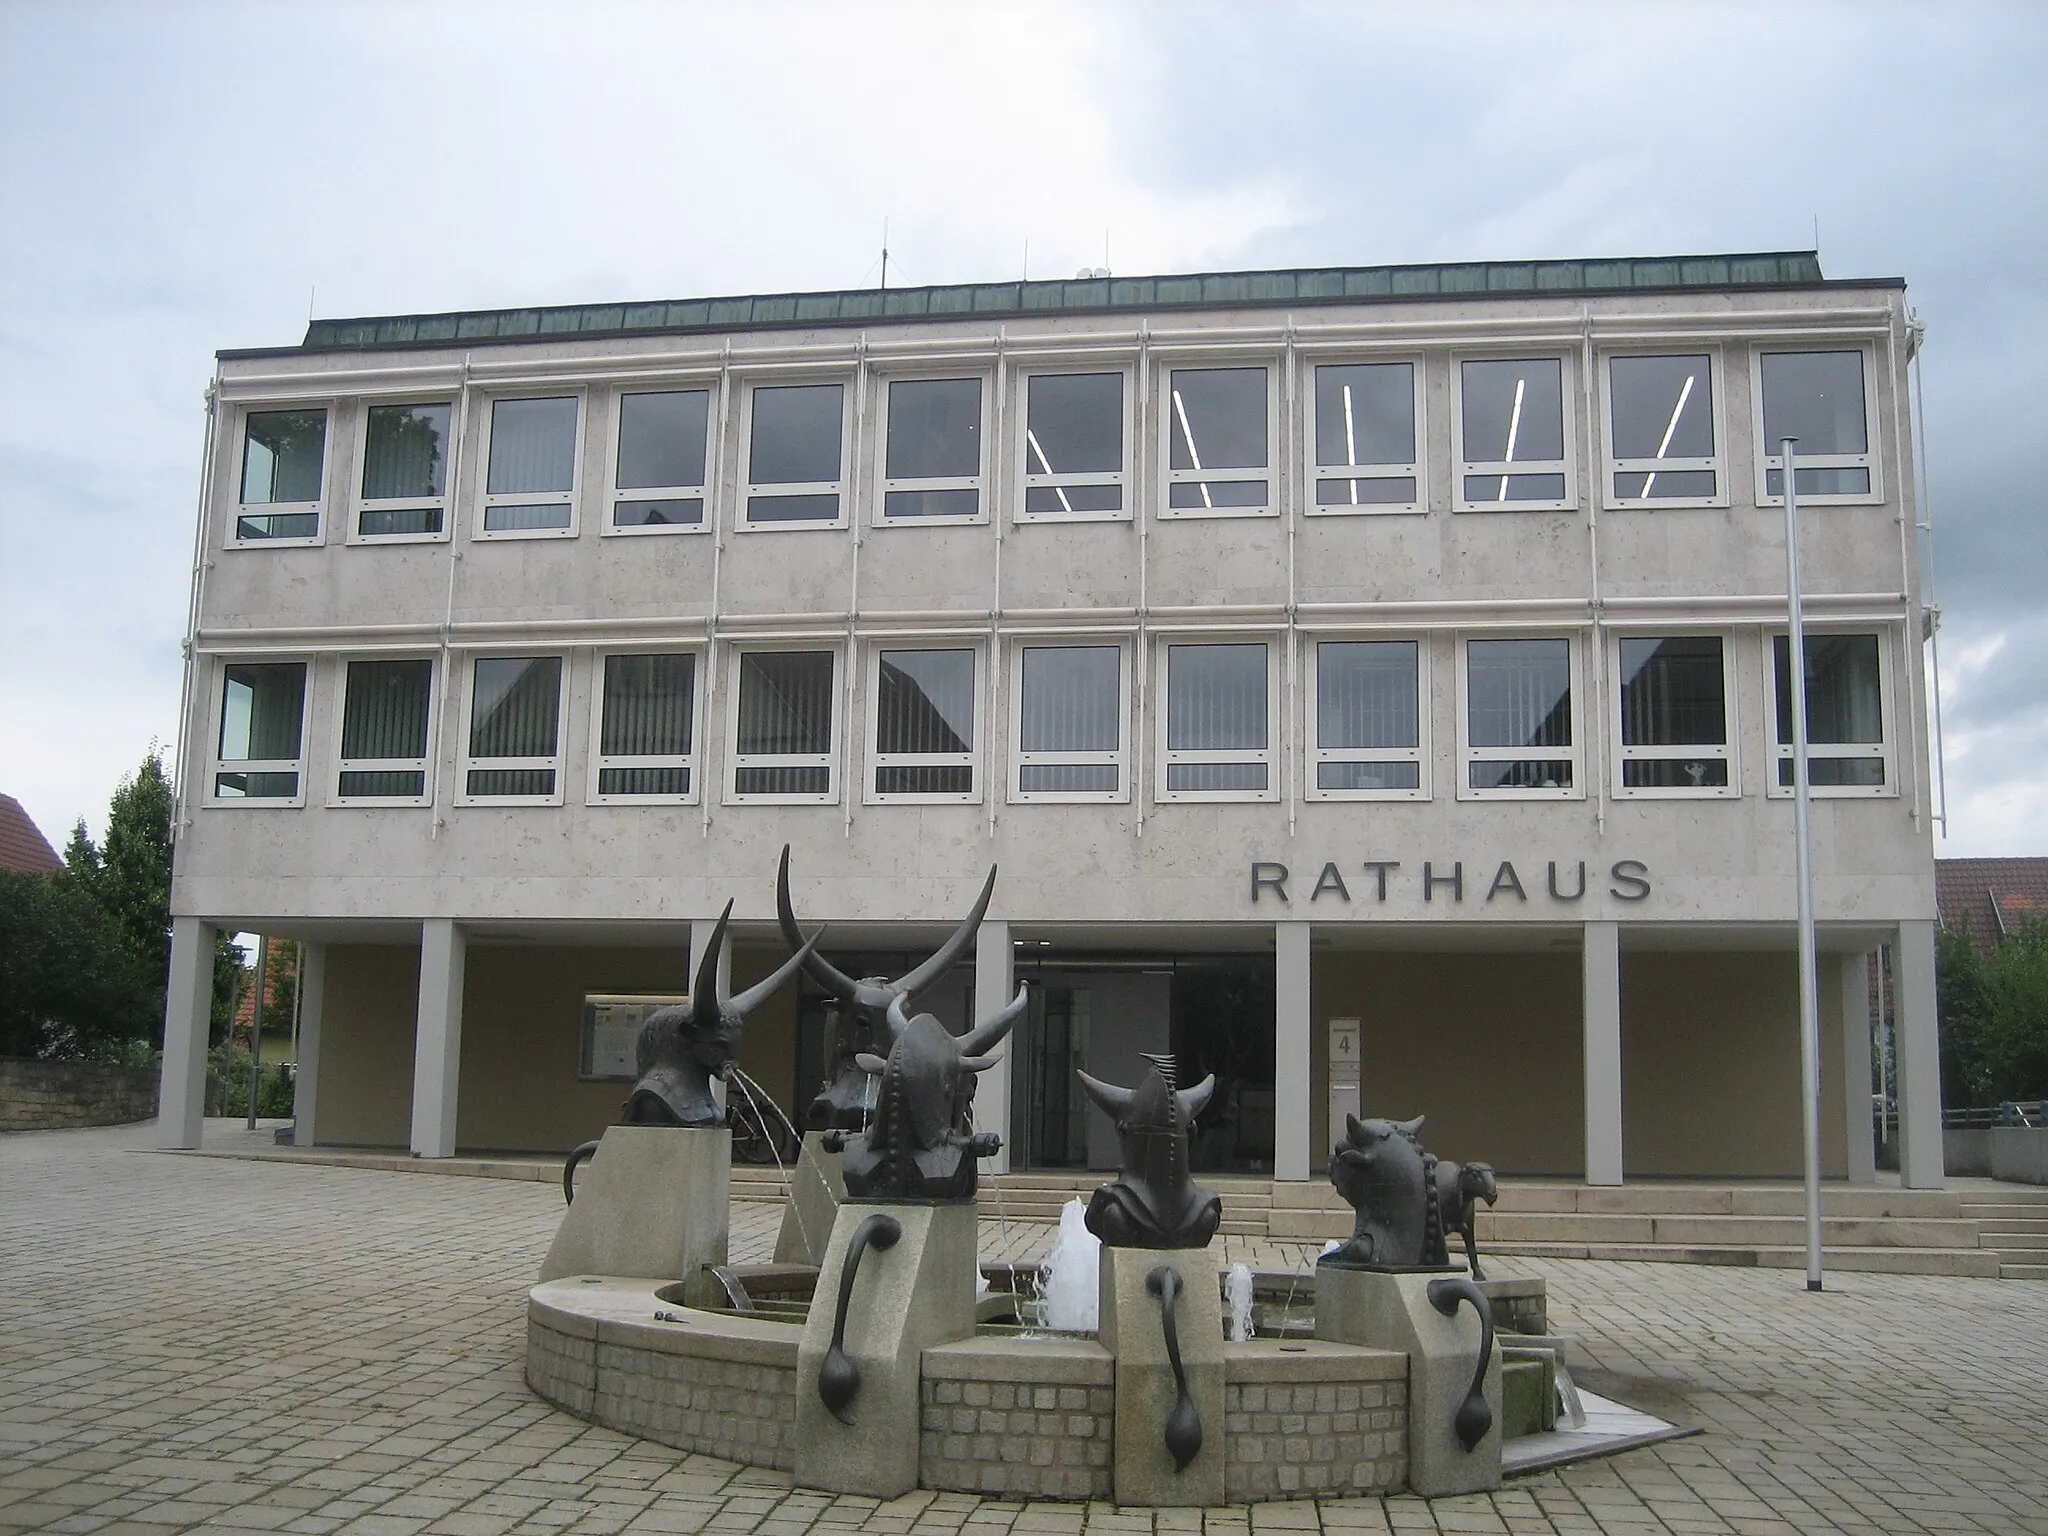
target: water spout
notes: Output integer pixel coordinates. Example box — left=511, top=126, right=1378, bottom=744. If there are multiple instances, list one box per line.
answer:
left=1225, top=1263, right=1256, bottom=1342
left=1034, top=1198, right=1101, bottom=1332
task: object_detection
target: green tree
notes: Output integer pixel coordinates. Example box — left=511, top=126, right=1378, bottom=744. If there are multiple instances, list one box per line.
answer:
left=0, top=868, right=153, bottom=1058
left=1939, top=913, right=2048, bottom=1107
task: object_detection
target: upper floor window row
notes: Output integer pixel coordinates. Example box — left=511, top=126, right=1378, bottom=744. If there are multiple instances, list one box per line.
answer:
left=223, top=345, right=1886, bottom=546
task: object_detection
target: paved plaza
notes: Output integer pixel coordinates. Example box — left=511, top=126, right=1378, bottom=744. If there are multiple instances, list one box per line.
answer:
left=2, top=1123, right=2044, bottom=1536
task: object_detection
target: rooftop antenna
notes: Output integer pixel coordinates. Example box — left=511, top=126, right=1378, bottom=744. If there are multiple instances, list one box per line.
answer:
left=1812, top=213, right=1820, bottom=255
left=880, top=217, right=889, bottom=292
left=307, top=284, right=316, bottom=324
left=1023, top=237, right=1029, bottom=281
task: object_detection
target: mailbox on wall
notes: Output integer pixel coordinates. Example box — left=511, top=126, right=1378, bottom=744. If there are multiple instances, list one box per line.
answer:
left=1327, top=1016, right=1361, bottom=1140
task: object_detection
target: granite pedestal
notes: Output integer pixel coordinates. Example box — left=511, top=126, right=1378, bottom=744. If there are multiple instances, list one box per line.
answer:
left=773, top=1131, right=846, bottom=1267
left=1097, top=1243, right=1225, bottom=1507
left=537, top=1125, right=730, bottom=1307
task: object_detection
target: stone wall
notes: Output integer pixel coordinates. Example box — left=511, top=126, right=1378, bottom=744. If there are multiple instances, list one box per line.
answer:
left=1222, top=1342, right=1407, bottom=1501
left=920, top=1338, right=1114, bottom=1500
left=0, top=1057, right=158, bottom=1132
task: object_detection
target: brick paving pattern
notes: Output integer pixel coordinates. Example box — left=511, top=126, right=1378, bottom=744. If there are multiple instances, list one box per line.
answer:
left=2, top=1121, right=2044, bottom=1534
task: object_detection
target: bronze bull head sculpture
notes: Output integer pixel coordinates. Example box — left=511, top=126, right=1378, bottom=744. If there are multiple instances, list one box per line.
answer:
left=1078, top=1053, right=1222, bottom=1249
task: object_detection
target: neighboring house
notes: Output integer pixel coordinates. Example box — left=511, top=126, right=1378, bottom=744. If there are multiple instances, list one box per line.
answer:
left=1936, top=857, right=2048, bottom=954
left=155, top=250, right=1946, bottom=1192
left=0, top=793, right=63, bottom=874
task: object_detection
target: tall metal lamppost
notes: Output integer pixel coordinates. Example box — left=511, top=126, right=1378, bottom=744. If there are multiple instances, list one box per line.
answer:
left=1782, top=437, right=1825, bottom=1292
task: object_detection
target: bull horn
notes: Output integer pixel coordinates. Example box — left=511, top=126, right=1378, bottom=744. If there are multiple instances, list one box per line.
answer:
left=892, top=864, right=998, bottom=999
left=689, top=900, right=733, bottom=1029
left=958, top=982, right=1028, bottom=1056
left=776, top=844, right=863, bottom=1004
left=884, top=992, right=913, bottom=1040
left=1176, top=1074, right=1217, bottom=1121
left=726, top=925, right=825, bottom=1021
left=1076, top=1068, right=1135, bottom=1119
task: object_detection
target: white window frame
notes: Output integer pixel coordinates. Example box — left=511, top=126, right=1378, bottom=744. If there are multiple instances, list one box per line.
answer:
left=1456, top=634, right=1584, bottom=801
left=873, top=371, right=992, bottom=526
left=1765, top=628, right=1896, bottom=799
left=1154, top=638, right=1281, bottom=804
left=1606, top=630, right=1738, bottom=800
left=737, top=377, right=851, bottom=532
left=863, top=643, right=983, bottom=805
left=228, top=402, right=331, bottom=549
left=1016, top=364, right=1135, bottom=523
left=329, top=654, right=436, bottom=808
left=1157, top=358, right=1278, bottom=519
left=455, top=651, right=568, bottom=807
left=204, top=657, right=311, bottom=809
left=350, top=396, right=458, bottom=544
left=1302, top=635, right=1430, bottom=802
left=1600, top=349, right=1728, bottom=510
left=603, top=381, right=717, bottom=538
left=473, top=389, right=584, bottom=541
left=587, top=647, right=703, bottom=806
left=1007, top=639, right=1131, bottom=804
left=1752, top=344, right=1883, bottom=507
left=1304, top=358, right=1426, bottom=517
left=1452, top=352, right=1577, bottom=514
left=725, top=644, right=842, bottom=805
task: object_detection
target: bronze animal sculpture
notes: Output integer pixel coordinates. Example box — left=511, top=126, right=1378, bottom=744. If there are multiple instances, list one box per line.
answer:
left=776, top=845, right=997, bottom=1129
left=1433, top=1159, right=1498, bottom=1279
left=1322, top=1113, right=1447, bottom=1269
left=1077, top=1053, right=1222, bottom=1249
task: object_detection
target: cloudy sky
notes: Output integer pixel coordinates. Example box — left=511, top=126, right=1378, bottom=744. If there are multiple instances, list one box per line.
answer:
left=1, top=0, right=2042, bottom=856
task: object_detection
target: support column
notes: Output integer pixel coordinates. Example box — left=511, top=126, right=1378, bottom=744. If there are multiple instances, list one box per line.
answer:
left=408, top=919, right=467, bottom=1158
left=1582, top=921, right=1623, bottom=1186
left=1838, top=951, right=1876, bottom=1184
left=157, top=916, right=216, bottom=1149
left=292, top=943, right=327, bottom=1148
left=1893, top=918, right=1945, bottom=1188
left=974, top=919, right=1013, bottom=1175
left=1275, top=921, right=1312, bottom=1182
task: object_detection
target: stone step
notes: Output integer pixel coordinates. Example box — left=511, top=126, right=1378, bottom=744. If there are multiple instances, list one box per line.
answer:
left=2000, top=1263, right=2048, bottom=1281
left=1481, top=1212, right=1980, bottom=1249
left=1980, top=1231, right=2048, bottom=1249
left=1486, top=1241, right=2002, bottom=1278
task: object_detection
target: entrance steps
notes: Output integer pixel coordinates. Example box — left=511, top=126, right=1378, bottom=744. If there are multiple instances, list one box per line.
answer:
left=1956, top=1186, right=2048, bottom=1280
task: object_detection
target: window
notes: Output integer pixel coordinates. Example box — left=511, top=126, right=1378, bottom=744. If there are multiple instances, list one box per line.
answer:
left=1020, top=370, right=1128, bottom=519
left=1160, top=642, right=1275, bottom=800
left=1164, top=365, right=1271, bottom=515
left=744, top=382, right=845, bottom=525
left=1011, top=643, right=1127, bottom=801
left=730, top=649, right=837, bottom=800
left=212, top=662, right=307, bottom=804
left=1613, top=636, right=1733, bottom=796
left=234, top=408, right=327, bottom=542
left=1455, top=357, right=1572, bottom=511
left=1770, top=633, right=1890, bottom=795
left=1310, top=362, right=1420, bottom=512
left=1307, top=640, right=1425, bottom=799
left=335, top=659, right=433, bottom=804
left=591, top=652, right=698, bottom=802
left=880, top=377, right=985, bottom=520
left=611, top=389, right=710, bottom=531
left=460, top=656, right=564, bottom=803
left=869, top=648, right=978, bottom=801
left=1757, top=350, right=1877, bottom=503
left=1604, top=354, right=1723, bottom=506
left=357, top=401, right=454, bottom=538
left=479, top=395, right=579, bottom=536
left=1461, top=638, right=1579, bottom=796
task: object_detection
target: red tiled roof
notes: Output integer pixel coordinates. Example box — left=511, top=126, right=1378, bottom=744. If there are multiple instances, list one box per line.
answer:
left=0, top=794, right=62, bottom=874
left=1935, top=857, right=2048, bottom=953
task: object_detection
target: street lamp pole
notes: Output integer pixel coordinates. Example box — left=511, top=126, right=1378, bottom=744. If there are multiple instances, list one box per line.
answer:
left=1783, top=437, right=1824, bottom=1292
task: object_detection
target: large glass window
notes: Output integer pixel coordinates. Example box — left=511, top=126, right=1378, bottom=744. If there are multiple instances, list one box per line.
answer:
left=1462, top=638, right=1577, bottom=794
left=463, top=656, right=563, bottom=800
left=1013, top=644, right=1125, bottom=800
left=1021, top=371, right=1126, bottom=517
left=745, top=383, right=844, bottom=524
left=870, top=648, right=976, bottom=799
left=1456, top=358, right=1570, bottom=509
left=1758, top=350, right=1875, bottom=501
left=1615, top=636, right=1731, bottom=794
left=1771, top=633, right=1889, bottom=793
left=358, top=401, right=453, bottom=537
left=1162, top=642, right=1272, bottom=798
left=214, top=662, right=307, bottom=801
left=1312, top=363, right=1419, bottom=511
left=593, top=652, right=697, bottom=801
left=480, top=395, right=578, bottom=535
left=731, top=650, right=836, bottom=799
left=1310, top=640, right=1423, bottom=797
left=1165, top=366, right=1270, bottom=514
left=236, top=409, right=327, bottom=541
left=336, top=659, right=432, bottom=802
left=881, top=377, right=984, bottom=519
left=613, top=389, right=709, bottom=530
left=1605, top=354, right=1720, bottom=505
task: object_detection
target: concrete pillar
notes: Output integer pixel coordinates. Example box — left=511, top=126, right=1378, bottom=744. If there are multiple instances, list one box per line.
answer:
left=157, top=916, right=216, bottom=1149
left=1582, top=921, right=1623, bottom=1186
left=1838, top=951, right=1876, bottom=1184
left=974, top=918, right=1013, bottom=1175
left=1892, top=918, right=1944, bottom=1188
left=408, top=919, right=467, bottom=1158
left=1275, top=921, right=1312, bottom=1181
left=292, top=943, right=327, bottom=1148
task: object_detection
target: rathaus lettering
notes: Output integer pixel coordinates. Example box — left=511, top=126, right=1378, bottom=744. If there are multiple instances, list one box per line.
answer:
left=1248, top=859, right=1651, bottom=905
